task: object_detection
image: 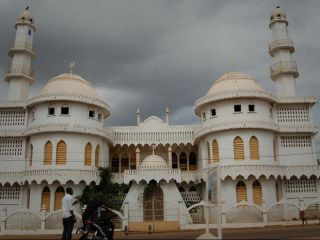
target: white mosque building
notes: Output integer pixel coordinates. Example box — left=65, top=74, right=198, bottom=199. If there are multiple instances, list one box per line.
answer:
left=0, top=6, right=319, bottom=231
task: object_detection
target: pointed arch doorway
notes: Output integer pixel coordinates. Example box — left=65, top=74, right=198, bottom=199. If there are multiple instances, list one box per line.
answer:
left=143, top=181, right=164, bottom=221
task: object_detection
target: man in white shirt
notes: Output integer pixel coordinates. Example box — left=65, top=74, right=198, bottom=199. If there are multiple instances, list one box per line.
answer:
left=61, top=187, right=76, bottom=240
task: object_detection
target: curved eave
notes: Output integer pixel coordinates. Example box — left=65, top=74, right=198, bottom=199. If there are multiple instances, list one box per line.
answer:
left=194, top=120, right=278, bottom=141
left=25, top=124, right=113, bottom=144
left=27, top=94, right=110, bottom=117
left=195, top=90, right=276, bottom=116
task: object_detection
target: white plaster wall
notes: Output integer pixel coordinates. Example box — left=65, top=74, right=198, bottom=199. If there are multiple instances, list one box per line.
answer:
left=28, top=102, right=104, bottom=129
left=0, top=137, right=27, bottom=172
left=201, top=99, right=273, bottom=124
left=199, top=129, right=276, bottom=167
left=29, top=133, right=109, bottom=170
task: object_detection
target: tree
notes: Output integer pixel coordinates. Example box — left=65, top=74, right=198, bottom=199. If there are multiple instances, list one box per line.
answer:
left=77, top=167, right=128, bottom=210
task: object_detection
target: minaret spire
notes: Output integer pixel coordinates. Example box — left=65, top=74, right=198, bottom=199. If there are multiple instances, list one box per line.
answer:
left=269, top=6, right=298, bottom=97
left=4, top=8, right=36, bottom=101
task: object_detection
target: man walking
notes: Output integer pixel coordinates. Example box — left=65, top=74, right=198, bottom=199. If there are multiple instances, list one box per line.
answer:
left=62, top=187, right=76, bottom=240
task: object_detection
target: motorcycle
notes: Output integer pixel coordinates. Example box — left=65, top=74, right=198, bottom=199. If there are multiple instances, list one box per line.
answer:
left=76, top=216, right=114, bottom=240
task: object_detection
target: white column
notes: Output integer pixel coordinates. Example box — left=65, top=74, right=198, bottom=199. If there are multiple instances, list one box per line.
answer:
left=136, top=148, right=140, bottom=169
left=168, top=146, right=172, bottom=168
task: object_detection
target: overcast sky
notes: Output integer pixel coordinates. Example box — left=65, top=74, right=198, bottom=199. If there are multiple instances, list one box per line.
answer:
left=0, top=0, right=319, bottom=155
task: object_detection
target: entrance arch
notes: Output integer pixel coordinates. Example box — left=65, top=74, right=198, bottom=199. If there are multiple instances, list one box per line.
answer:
left=143, top=181, right=164, bottom=221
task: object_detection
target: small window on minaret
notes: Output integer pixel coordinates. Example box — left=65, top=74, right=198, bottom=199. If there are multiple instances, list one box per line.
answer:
left=28, top=29, right=32, bottom=36
left=211, top=109, right=216, bottom=117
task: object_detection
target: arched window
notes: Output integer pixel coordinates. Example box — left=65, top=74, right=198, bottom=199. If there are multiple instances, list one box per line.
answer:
left=54, top=186, right=65, bottom=211
left=95, top=145, right=100, bottom=168
left=84, top=143, right=92, bottom=166
left=236, top=181, right=247, bottom=203
left=207, top=142, right=211, bottom=163
left=213, top=140, right=219, bottom=163
left=252, top=180, right=262, bottom=206
left=178, top=187, right=185, bottom=192
left=234, top=137, right=244, bottom=160
left=130, top=153, right=136, bottom=170
left=41, top=187, right=50, bottom=212
left=121, top=154, right=129, bottom=172
left=189, top=186, right=197, bottom=192
left=29, top=144, right=33, bottom=166
left=179, top=152, right=187, bottom=171
left=250, top=136, right=260, bottom=160
left=56, top=141, right=66, bottom=165
left=111, top=155, right=119, bottom=172
left=189, top=152, right=197, bottom=171
left=172, top=152, right=178, bottom=169
left=44, top=141, right=52, bottom=165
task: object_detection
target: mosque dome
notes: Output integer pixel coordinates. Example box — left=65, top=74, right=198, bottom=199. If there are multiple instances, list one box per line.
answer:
left=29, top=72, right=110, bottom=116
left=140, top=154, right=168, bottom=169
left=206, top=71, right=266, bottom=96
left=39, top=73, right=100, bottom=99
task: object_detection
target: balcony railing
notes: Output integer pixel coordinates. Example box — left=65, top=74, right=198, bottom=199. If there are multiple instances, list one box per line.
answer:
left=5, top=64, right=35, bottom=80
left=270, top=61, right=299, bottom=80
left=268, top=39, right=294, bottom=56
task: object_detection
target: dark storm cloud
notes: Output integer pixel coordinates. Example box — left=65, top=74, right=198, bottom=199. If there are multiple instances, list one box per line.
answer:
left=0, top=0, right=319, bottom=154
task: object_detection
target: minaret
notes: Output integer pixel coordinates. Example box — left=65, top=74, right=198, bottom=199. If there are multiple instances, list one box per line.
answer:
left=4, top=7, right=36, bottom=101
left=269, top=6, right=298, bottom=97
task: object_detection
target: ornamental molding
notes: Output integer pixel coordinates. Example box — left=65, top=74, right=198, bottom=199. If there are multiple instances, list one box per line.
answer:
left=275, top=96, right=317, bottom=105
left=0, top=129, right=25, bottom=137
left=27, top=93, right=110, bottom=116
left=0, top=101, right=26, bottom=108
left=195, top=90, right=276, bottom=115
left=123, top=168, right=182, bottom=184
left=0, top=169, right=99, bottom=185
left=194, top=120, right=279, bottom=140
left=278, top=123, right=318, bottom=134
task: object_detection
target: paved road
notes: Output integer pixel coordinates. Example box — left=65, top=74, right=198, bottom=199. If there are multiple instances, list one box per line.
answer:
left=0, top=224, right=320, bottom=239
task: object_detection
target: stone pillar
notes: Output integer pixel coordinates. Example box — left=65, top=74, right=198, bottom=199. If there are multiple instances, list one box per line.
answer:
left=123, top=202, right=129, bottom=231
left=40, top=205, right=46, bottom=230
left=178, top=201, right=185, bottom=229
left=221, top=199, right=227, bottom=225
left=136, top=148, right=140, bottom=169
left=187, top=152, right=190, bottom=171
left=299, top=196, right=305, bottom=211
left=119, top=154, right=121, bottom=173
left=168, top=146, right=172, bottom=168
left=0, top=207, right=7, bottom=235
left=262, top=198, right=268, bottom=224
left=177, top=153, right=180, bottom=169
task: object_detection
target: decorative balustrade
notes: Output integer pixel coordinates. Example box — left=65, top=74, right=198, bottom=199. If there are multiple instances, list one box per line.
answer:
left=112, top=127, right=194, bottom=145
left=270, top=61, right=299, bottom=80
left=5, top=64, right=35, bottom=79
left=268, top=39, right=294, bottom=56
left=12, top=41, right=34, bottom=51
